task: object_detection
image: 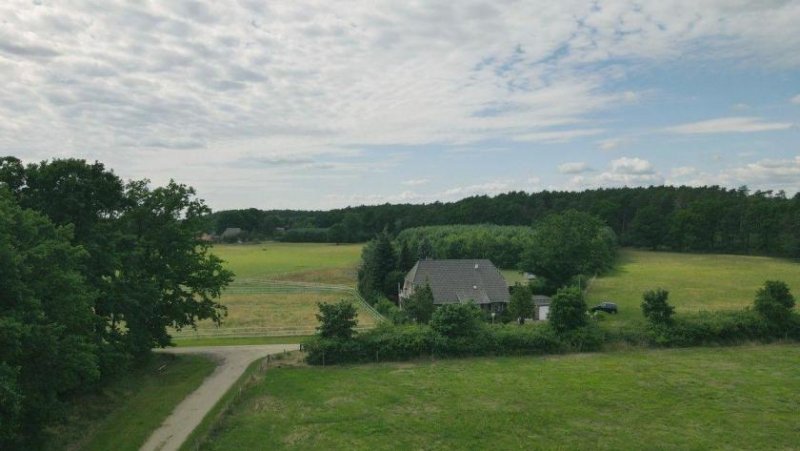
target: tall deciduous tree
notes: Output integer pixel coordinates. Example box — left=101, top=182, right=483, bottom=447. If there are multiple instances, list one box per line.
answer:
left=521, top=210, right=617, bottom=291
left=0, top=190, right=99, bottom=449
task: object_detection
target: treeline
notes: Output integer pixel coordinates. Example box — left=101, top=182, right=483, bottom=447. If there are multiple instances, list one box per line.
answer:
left=358, top=212, right=617, bottom=303
left=0, top=157, right=231, bottom=449
left=209, top=186, right=800, bottom=258
left=395, top=225, right=536, bottom=269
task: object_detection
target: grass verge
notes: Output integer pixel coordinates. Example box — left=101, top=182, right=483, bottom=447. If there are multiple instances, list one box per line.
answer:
left=49, top=354, right=215, bottom=451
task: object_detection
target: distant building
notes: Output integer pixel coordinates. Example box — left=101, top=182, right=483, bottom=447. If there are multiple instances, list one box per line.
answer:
left=220, top=227, right=243, bottom=241
left=400, top=259, right=510, bottom=312
left=199, top=233, right=214, bottom=242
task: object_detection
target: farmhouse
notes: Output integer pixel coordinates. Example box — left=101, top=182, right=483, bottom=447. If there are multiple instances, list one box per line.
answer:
left=400, top=259, right=510, bottom=312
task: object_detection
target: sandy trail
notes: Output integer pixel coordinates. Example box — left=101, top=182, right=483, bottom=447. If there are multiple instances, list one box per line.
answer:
left=140, top=344, right=300, bottom=451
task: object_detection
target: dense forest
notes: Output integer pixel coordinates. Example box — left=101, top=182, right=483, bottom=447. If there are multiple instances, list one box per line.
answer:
left=0, top=157, right=231, bottom=449
left=209, top=186, right=800, bottom=258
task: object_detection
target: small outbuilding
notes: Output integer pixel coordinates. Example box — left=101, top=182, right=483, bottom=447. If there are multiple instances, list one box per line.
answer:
left=533, top=295, right=552, bottom=321
left=220, top=227, right=243, bottom=241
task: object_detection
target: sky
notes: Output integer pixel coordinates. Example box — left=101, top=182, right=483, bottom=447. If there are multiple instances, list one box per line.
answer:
left=1, top=0, right=799, bottom=210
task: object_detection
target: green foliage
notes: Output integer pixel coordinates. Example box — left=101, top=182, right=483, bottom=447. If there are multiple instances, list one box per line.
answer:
left=208, top=186, right=800, bottom=259
left=374, top=298, right=409, bottom=325
left=357, top=230, right=398, bottom=301
left=315, top=300, right=358, bottom=340
left=508, top=283, right=533, bottom=323
left=396, top=224, right=536, bottom=269
left=0, top=190, right=99, bottom=449
left=521, top=210, right=617, bottom=290
left=629, top=205, right=668, bottom=250
left=549, top=286, right=587, bottom=333
left=0, top=158, right=235, bottom=445
left=429, top=303, right=483, bottom=339
left=403, top=283, right=435, bottom=324
left=753, top=280, right=795, bottom=325
left=641, top=288, right=675, bottom=325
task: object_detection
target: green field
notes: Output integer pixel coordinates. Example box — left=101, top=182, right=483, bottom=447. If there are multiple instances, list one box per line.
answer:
left=172, top=243, right=375, bottom=342
left=587, top=249, right=800, bottom=324
left=212, top=242, right=362, bottom=284
left=199, top=344, right=800, bottom=450
left=51, top=354, right=215, bottom=451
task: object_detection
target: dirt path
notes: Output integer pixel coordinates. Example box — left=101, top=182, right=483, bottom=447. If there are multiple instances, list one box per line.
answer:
left=140, top=344, right=300, bottom=451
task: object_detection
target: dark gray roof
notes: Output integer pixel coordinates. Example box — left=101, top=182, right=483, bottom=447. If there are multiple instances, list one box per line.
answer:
left=405, top=259, right=510, bottom=305
left=532, top=295, right=552, bottom=306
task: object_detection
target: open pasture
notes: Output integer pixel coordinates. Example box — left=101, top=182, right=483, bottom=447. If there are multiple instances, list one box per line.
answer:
left=212, top=242, right=362, bottom=284
left=199, top=344, right=800, bottom=450
left=587, top=249, right=800, bottom=324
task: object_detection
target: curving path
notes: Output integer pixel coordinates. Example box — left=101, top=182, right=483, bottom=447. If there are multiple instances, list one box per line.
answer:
left=140, top=344, right=300, bottom=451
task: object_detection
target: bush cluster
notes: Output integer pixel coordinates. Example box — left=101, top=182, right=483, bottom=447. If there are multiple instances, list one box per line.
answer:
left=304, top=321, right=603, bottom=365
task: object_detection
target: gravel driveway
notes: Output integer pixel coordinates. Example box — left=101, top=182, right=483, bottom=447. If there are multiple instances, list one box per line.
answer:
left=140, top=344, right=300, bottom=451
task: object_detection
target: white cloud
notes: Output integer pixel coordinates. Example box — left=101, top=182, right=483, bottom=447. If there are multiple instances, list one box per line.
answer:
left=665, top=117, right=793, bottom=134
left=597, top=138, right=626, bottom=151
left=792, top=94, right=800, bottom=105
left=610, top=157, right=655, bottom=175
left=515, top=129, right=604, bottom=143
left=570, top=157, right=663, bottom=189
left=402, top=178, right=429, bottom=186
left=558, top=162, right=592, bottom=174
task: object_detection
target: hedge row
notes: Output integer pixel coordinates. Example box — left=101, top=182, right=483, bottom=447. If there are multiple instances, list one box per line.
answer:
left=304, top=322, right=604, bottom=365
left=305, top=310, right=800, bottom=365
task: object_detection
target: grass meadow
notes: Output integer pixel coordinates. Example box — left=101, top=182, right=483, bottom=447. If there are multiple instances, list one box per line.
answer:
left=172, top=243, right=373, bottom=342
left=586, top=249, right=800, bottom=325
left=211, top=242, right=362, bottom=284
left=51, top=354, right=215, bottom=451
left=199, top=344, right=800, bottom=450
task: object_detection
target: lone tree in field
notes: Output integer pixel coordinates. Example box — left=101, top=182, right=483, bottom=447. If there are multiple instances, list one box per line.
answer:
left=316, top=300, right=358, bottom=340
left=403, top=282, right=435, bottom=324
left=548, top=286, right=587, bottom=333
left=641, top=288, right=675, bottom=325
left=753, top=281, right=795, bottom=325
left=508, top=283, right=533, bottom=324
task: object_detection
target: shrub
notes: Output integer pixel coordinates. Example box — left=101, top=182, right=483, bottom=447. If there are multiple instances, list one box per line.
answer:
left=641, top=288, right=675, bottom=325
left=549, top=286, right=587, bottom=333
left=404, top=283, right=435, bottom=324
left=753, top=280, right=795, bottom=325
left=508, top=283, right=533, bottom=324
left=315, top=300, right=358, bottom=340
left=374, top=298, right=409, bottom=325
left=430, top=303, right=483, bottom=338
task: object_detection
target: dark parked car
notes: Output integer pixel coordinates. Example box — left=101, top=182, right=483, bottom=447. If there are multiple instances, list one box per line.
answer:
left=590, top=302, right=618, bottom=314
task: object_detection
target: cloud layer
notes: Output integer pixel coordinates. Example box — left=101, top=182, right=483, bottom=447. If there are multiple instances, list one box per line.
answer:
left=1, top=1, right=799, bottom=208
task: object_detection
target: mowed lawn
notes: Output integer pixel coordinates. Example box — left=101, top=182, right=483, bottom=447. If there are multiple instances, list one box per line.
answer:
left=212, top=242, right=363, bottom=284
left=51, top=354, right=215, bottom=451
left=587, top=249, right=800, bottom=324
left=200, top=344, right=800, bottom=450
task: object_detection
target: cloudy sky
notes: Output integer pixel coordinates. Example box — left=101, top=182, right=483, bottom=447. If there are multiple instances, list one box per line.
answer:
left=2, top=1, right=799, bottom=210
